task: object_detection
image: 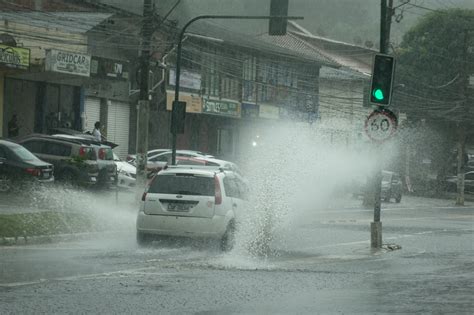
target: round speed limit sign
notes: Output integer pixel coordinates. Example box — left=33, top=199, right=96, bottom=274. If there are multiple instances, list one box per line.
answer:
left=364, top=108, right=398, bottom=143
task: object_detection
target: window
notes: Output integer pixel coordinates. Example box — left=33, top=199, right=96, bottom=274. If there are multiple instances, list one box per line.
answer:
left=22, top=140, right=44, bottom=154
left=149, top=174, right=214, bottom=196
left=12, top=146, right=40, bottom=162
left=236, top=178, right=249, bottom=200
left=465, top=173, right=474, bottom=181
left=149, top=153, right=171, bottom=163
left=43, top=142, right=71, bottom=157
left=224, top=177, right=240, bottom=198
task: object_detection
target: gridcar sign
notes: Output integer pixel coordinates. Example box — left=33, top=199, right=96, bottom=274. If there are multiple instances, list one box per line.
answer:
left=46, top=49, right=91, bottom=77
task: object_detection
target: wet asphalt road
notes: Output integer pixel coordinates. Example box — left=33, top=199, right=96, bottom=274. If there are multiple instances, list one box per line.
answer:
left=1, top=195, right=473, bottom=314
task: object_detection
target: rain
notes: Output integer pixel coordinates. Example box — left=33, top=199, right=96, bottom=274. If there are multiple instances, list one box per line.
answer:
left=1, top=1, right=473, bottom=314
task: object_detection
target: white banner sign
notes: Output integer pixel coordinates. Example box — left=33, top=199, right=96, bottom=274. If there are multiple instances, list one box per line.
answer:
left=46, top=49, right=91, bottom=77
left=169, top=69, right=202, bottom=90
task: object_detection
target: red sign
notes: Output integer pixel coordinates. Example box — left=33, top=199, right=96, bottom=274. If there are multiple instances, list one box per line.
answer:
left=364, top=108, right=398, bottom=143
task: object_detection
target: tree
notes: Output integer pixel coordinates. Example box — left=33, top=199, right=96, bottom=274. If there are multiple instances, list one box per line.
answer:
left=394, top=9, right=474, bottom=204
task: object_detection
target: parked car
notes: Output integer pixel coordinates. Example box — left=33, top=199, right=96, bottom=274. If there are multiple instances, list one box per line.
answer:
left=136, top=166, right=248, bottom=250
left=114, top=153, right=136, bottom=189
left=51, top=134, right=117, bottom=188
left=128, top=149, right=214, bottom=164
left=381, top=171, right=402, bottom=202
left=18, top=134, right=100, bottom=187
left=352, top=170, right=402, bottom=203
left=446, top=171, right=474, bottom=193
left=0, top=139, right=54, bottom=192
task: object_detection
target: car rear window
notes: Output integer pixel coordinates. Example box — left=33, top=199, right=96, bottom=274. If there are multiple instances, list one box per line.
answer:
left=12, top=146, right=41, bottom=162
left=149, top=174, right=214, bottom=196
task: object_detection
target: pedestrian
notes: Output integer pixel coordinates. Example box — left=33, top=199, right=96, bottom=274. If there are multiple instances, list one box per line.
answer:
left=7, top=114, right=19, bottom=138
left=92, top=121, right=102, bottom=142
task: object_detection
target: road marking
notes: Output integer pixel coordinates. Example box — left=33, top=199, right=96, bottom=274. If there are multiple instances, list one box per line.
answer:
left=0, top=266, right=173, bottom=288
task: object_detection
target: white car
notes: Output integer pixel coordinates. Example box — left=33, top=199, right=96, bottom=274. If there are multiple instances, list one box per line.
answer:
left=114, top=153, right=136, bottom=189
left=128, top=149, right=213, bottom=163
left=178, top=156, right=242, bottom=175
left=136, top=166, right=248, bottom=250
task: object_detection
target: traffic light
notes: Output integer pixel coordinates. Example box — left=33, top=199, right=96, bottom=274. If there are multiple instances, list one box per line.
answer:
left=370, top=54, right=395, bottom=106
left=269, top=0, right=289, bottom=36
left=171, top=101, right=186, bottom=134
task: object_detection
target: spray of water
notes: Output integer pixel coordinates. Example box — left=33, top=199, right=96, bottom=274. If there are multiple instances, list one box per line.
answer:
left=227, top=121, right=391, bottom=261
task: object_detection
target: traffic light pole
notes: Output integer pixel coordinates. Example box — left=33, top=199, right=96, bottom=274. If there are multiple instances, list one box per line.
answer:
left=371, top=0, right=391, bottom=249
left=171, top=14, right=303, bottom=165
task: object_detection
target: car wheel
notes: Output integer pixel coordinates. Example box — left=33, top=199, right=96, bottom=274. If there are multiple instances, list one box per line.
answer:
left=136, top=231, right=152, bottom=246
left=0, top=174, right=12, bottom=193
left=59, top=170, right=77, bottom=185
left=395, top=194, right=402, bottom=203
left=220, top=222, right=236, bottom=252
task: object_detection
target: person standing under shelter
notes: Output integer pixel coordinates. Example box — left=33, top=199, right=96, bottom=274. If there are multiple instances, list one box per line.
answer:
left=7, top=114, right=19, bottom=138
left=92, top=121, right=102, bottom=142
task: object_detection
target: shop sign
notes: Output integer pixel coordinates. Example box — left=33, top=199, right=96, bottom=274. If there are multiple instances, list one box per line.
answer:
left=0, top=44, right=30, bottom=70
left=166, top=91, right=202, bottom=113
left=203, top=99, right=241, bottom=118
left=259, top=104, right=280, bottom=120
left=169, top=69, right=201, bottom=91
left=241, top=102, right=259, bottom=119
left=90, top=57, right=129, bottom=80
left=46, top=49, right=91, bottom=77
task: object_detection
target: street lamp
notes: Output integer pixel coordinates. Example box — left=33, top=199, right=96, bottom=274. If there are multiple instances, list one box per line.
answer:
left=170, top=14, right=304, bottom=165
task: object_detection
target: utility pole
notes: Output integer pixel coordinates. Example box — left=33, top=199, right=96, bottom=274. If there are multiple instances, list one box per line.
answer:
left=456, top=30, right=470, bottom=206
left=371, top=0, right=392, bottom=249
left=136, top=0, right=153, bottom=190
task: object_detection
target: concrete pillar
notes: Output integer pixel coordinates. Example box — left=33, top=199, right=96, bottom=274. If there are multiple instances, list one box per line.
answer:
left=371, top=221, right=382, bottom=249
left=0, top=73, right=4, bottom=137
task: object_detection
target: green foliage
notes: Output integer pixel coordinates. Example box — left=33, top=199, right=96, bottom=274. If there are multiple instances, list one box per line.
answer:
left=0, top=212, right=98, bottom=238
left=398, top=9, right=474, bottom=98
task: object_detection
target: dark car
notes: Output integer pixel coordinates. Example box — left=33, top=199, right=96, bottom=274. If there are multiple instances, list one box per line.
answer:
left=352, top=170, right=402, bottom=203
left=381, top=171, right=402, bottom=202
left=51, top=134, right=117, bottom=188
left=0, top=139, right=54, bottom=192
left=446, top=171, right=474, bottom=193
left=18, top=134, right=100, bottom=187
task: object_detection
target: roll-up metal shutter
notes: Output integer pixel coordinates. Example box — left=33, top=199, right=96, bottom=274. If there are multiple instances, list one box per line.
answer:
left=107, top=100, right=130, bottom=159
left=84, top=97, right=101, bottom=133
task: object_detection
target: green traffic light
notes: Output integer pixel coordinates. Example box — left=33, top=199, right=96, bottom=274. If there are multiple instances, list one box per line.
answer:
left=373, top=88, right=385, bottom=101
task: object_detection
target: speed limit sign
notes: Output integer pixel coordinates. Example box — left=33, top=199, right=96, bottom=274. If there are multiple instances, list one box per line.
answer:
left=364, top=108, right=398, bottom=143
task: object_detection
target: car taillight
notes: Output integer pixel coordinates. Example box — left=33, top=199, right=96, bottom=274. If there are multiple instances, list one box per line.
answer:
left=79, top=146, right=87, bottom=157
left=25, top=168, right=40, bottom=177
left=98, top=148, right=106, bottom=160
left=141, top=192, right=147, bottom=202
left=214, top=176, right=222, bottom=205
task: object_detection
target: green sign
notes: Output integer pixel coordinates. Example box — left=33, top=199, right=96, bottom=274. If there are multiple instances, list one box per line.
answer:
left=203, top=99, right=241, bottom=118
left=0, top=44, right=30, bottom=70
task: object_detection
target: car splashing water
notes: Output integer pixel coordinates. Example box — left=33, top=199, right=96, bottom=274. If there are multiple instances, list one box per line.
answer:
left=227, top=121, right=395, bottom=261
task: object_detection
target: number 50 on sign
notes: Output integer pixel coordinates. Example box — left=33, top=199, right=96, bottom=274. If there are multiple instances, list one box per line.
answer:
left=364, top=108, right=398, bottom=143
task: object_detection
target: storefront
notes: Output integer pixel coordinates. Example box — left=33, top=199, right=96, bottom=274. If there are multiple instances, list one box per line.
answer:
left=0, top=43, right=30, bottom=137
left=85, top=56, right=131, bottom=158
left=3, top=49, right=88, bottom=137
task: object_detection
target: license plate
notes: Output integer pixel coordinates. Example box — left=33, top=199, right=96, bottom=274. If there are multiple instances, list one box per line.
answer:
left=42, top=172, right=50, bottom=179
left=110, top=176, right=115, bottom=181
left=167, top=203, right=191, bottom=212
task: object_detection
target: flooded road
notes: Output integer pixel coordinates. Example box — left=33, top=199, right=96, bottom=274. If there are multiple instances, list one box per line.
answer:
left=1, top=195, right=473, bottom=314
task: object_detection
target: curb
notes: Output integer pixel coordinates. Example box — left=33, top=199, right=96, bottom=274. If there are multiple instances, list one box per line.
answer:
left=0, top=230, right=128, bottom=246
